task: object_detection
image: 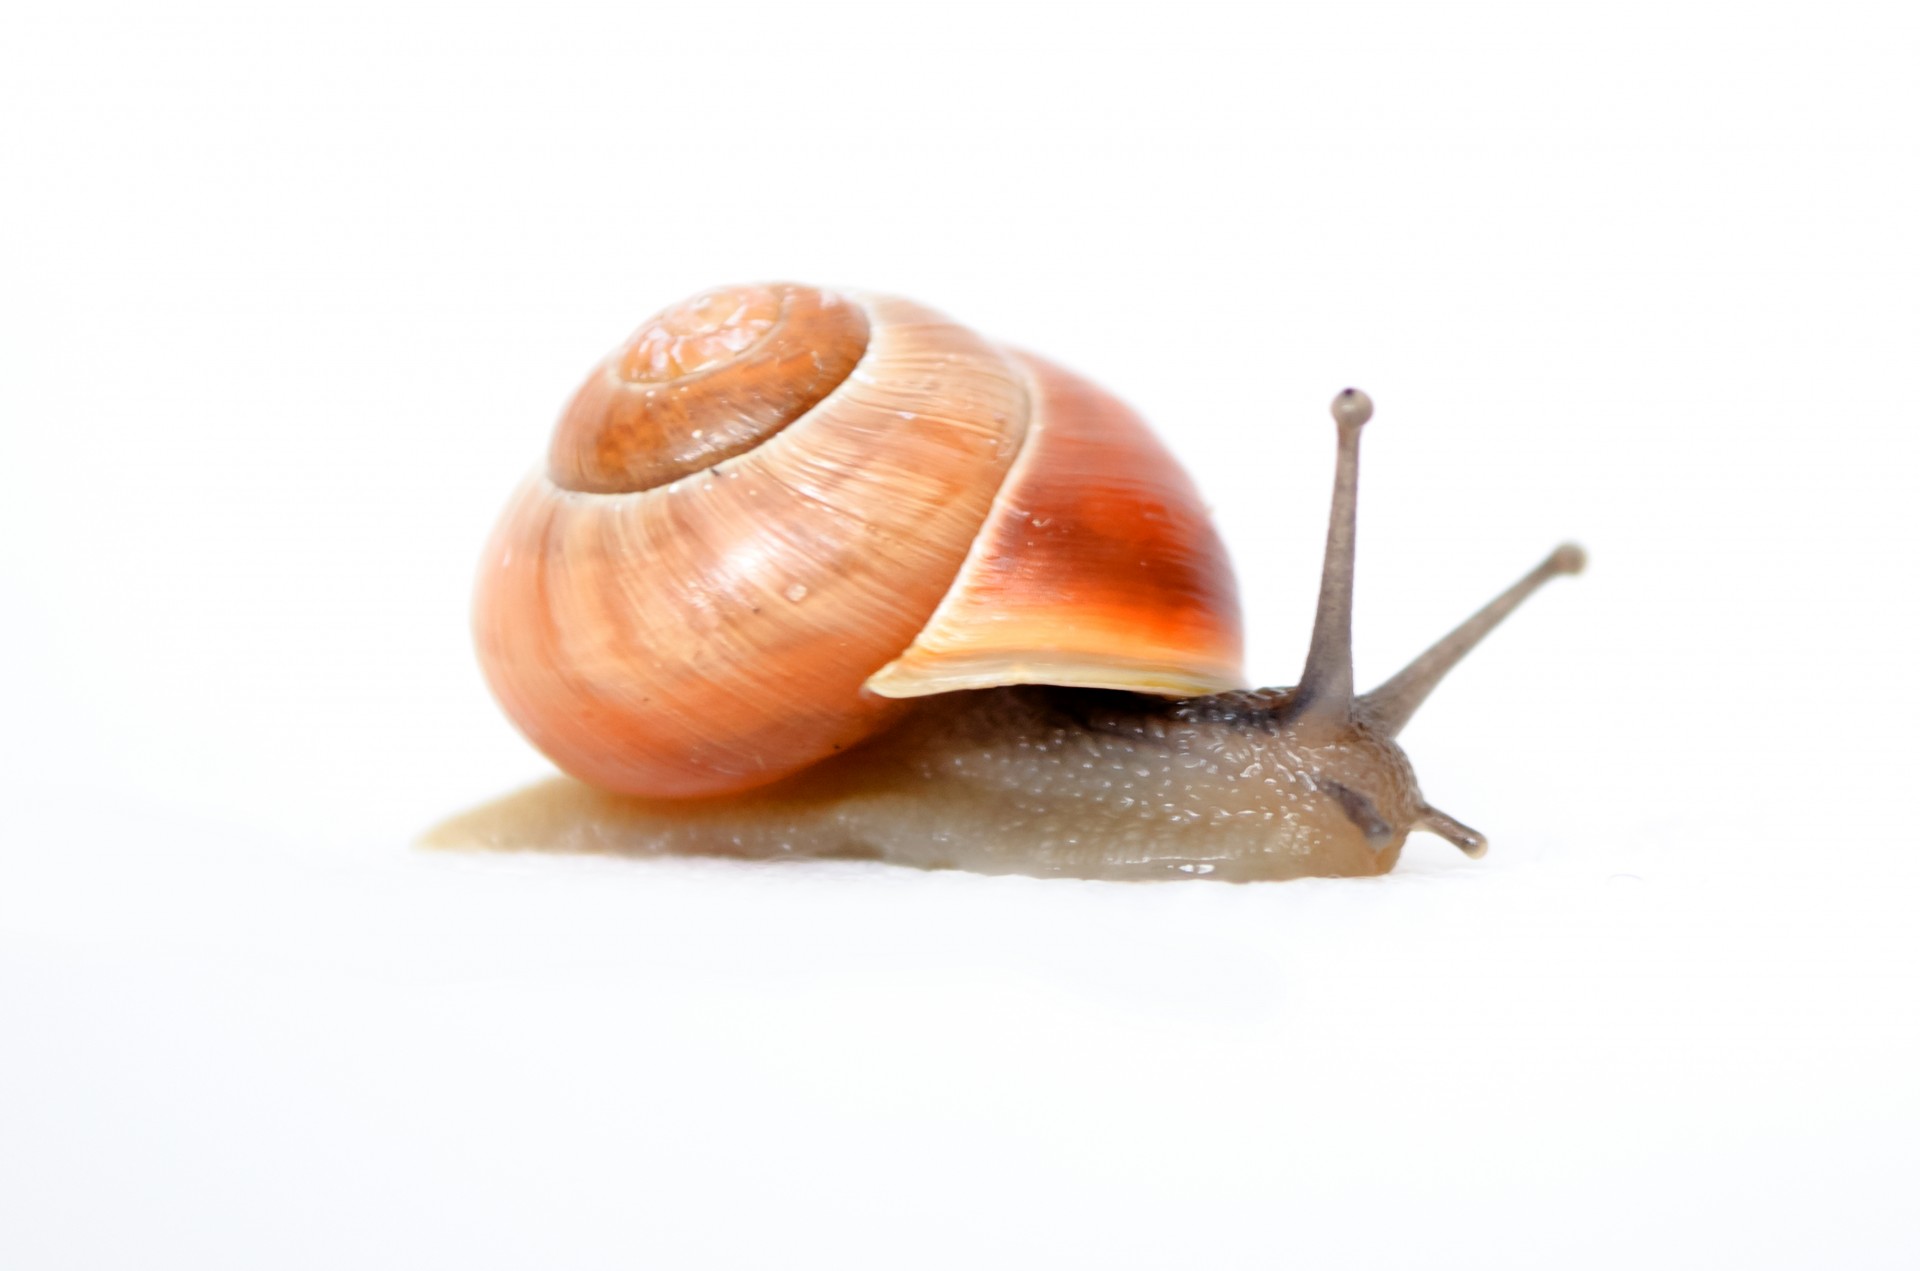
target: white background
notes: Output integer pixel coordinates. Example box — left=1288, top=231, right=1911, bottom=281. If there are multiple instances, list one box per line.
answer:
left=4, top=1, right=1917, bottom=1266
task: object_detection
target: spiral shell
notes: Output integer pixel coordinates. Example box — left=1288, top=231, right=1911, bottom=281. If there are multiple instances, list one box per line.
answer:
left=475, top=284, right=1243, bottom=798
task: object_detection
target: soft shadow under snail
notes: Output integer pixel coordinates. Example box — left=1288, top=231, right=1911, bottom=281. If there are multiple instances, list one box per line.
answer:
left=428, top=283, right=1583, bottom=881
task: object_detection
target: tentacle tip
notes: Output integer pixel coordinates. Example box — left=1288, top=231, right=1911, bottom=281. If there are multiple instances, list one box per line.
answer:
left=1331, top=387, right=1373, bottom=429
left=1417, top=807, right=1488, bottom=859
left=1549, top=542, right=1588, bottom=576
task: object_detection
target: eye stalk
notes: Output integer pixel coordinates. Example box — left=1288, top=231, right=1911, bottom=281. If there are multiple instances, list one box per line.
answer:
left=1361, top=542, right=1587, bottom=738
left=1292, top=388, right=1373, bottom=723
left=1292, top=386, right=1583, bottom=737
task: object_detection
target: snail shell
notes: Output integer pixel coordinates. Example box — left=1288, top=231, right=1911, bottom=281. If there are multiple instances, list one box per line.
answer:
left=475, top=283, right=1243, bottom=799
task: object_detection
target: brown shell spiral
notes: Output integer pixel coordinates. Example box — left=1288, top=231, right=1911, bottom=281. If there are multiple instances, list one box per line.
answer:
left=475, top=284, right=1243, bottom=798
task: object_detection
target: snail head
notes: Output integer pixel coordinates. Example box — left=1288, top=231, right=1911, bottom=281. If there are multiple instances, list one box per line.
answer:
left=1245, top=389, right=1584, bottom=863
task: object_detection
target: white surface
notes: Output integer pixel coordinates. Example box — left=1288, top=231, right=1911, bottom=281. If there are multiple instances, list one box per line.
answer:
left=3, top=2, right=1916, bottom=1267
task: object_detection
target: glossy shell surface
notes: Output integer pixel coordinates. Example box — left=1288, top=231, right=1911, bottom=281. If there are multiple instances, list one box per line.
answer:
left=475, top=284, right=1243, bottom=798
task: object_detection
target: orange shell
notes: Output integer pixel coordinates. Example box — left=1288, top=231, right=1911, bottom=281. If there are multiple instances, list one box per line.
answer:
left=475, top=285, right=1243, bottom=798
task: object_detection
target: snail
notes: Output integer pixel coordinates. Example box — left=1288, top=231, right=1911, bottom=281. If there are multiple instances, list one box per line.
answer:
left=428, top=283, right=1583, bottom=881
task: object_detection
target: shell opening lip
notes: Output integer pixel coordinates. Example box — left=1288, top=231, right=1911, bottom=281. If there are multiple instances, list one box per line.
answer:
left=864, top=657, right=1239, bottom=701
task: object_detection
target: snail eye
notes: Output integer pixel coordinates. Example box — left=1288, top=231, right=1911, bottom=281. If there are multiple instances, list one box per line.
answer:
left=1320, top=781, right=1395, bottom=851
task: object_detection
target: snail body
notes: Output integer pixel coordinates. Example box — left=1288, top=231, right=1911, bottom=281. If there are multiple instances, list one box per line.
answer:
left=436, top=285, right=1582, bottom=881
left=431, top=685, right=1428, bottom=882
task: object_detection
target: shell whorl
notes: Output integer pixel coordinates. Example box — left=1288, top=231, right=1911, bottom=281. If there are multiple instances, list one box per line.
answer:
left=476, top=284, right=1244, bottom=798
left=547, top=284, right=871, bottom=494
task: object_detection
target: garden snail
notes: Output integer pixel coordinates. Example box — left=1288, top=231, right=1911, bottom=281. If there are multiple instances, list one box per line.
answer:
left=429, top=283, right=1583, bottom=881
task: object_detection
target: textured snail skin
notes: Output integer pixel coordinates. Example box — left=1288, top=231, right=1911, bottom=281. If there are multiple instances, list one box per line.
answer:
left=426, top=687, right=1422, bottom=882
